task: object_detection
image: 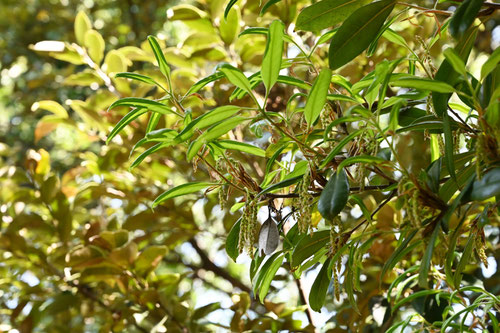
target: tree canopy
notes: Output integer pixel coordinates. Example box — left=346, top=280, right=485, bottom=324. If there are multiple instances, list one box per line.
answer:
left=0, top=0, right=499, bottom=332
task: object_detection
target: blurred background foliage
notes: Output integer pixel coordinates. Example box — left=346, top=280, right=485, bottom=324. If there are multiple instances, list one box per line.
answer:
left=0, top=0, right=498, bottom=332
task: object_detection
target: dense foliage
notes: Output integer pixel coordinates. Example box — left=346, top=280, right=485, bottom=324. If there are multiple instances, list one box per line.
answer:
left=1, top=0, right=499, bottom=332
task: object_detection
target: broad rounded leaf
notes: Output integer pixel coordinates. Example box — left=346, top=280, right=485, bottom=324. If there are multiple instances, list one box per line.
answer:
left=75, top=11, right=91, bottom=45
left=318, top=169, right=349, bottom=221
left=468, top=168, right=500, bottom=201
left=84, top=29, right=104, bottom=64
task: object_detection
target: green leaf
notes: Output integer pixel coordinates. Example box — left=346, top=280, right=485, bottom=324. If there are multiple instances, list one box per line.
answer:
left=296, top=0, right=371, bottom=32
left=152, top=182, right=216, bottom=207
left=75, top=11, right=92, bottom=45
left=192, top=302, right=221, bottom=321
left=418, top=221, right=441, bottom=288
left=309, top=258, right=332, bottom=312
left=321, top=129, right=364, bottom=168
left=258, top=253, right=285, bottom=302
left=146, top=112, right=161, bottom=133
left=175, top=105, right=241, bottom=143
left=381, top=229, right=418, bottom=279
left=130, top=142, right=173, bottom=170
left=328, top=0, right=395, bottom=70
left=104, top=50, right=126, bottom=74
left=108, top=97, right=177, bottom=116
left=214, top=140, right=265, bottom=157
left=337, top=155, right=387, bottom=171
left=84, top=29, right=104, bottom=64
left=291, top=230, right=330, bottom=268
left=115, top=72, right=160, bottom=87
left=224, top=0, right=238, bottom=19
left=453, top=231, right=475, bottom=288
left=443, top=48, right=467, bottom=76
left=220, top=5, right=240, bottom=45
left=304, top=68, right=332, bottom=125
left=146, top=128, right=177, bottom=141
left=147, top=35, right=171, bottom=82
left=481, top=46, right=500, bottom=79
left=253, top=252, right=281, bottom=294
left=391, top=77, right=456, bottom=93
left=226, top=218, right=241, bottom=262
left=258, top=175, right=303, bottom=197
left=31, top=100, right=68, bottom=118
left=187, top=116, right=246, bottom=161
left=107, top=108, right=148, bottom=144
left=449, top=0, right=484, bottom=39
left=218, top=64, right=257, bottom=104
left=466, top=168, right=500, bottom=201
left=184, top=72, right=225, bottom=97
left=261, top=20, right=284, bottom=95
left=318, top=169, right=349, bottom=221
left=260, top=0, right=282, bottom=15
left=134, top=245, right=168, bottom=276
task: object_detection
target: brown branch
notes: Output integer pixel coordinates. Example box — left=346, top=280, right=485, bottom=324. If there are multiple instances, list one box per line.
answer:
left=188, top=238, right=251, bottom=293
left=295, top=278, right=316, bottom=329
left=264, top=184, right=395, bottom=199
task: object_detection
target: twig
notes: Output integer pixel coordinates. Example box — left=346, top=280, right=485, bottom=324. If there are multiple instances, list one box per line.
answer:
left=347, top=189, right=397, bottom=235
left=264, top=184, right=395, bottom=199
left=295, top=278, right=317, bottom=331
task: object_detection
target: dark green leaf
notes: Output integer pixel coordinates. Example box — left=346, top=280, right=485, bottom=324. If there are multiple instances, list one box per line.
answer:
left=291, top=230, right=330, bottom=268
left=449, top=0, right=484, bottom=39
left=418, top=221, right=441, bottom=288
left=296, top=0, right=371, bottom=32
left=465, top=168, right=500, bottom=201
left=309, top=258, right=332, bottom=312
left=260, top=0, right=282, bottom=15
left=224, top=0, right=238, bottom=19
left=226, top=219, right=241, bottom=262
left=328, top=0, right=395, bottom=70
left=318, top=169, right=349, bottom=221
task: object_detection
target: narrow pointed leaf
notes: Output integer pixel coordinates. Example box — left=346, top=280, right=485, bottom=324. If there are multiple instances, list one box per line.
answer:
left=147, top=35, right=171, bottom=80
left=309, top=258, right=332, bottom=312
left=224, top=0, right=238, bottom=19
left=258, top=253, right=285, bottom=302
left=261, top=20, right=284, bottom=94
left=418, top=221, right=441, bottom=288
left=304, top=68, right=332, bottom=125
left=107, top=108, right=148, bottom=144
left=108, top=98, right=177, bottom=116
left=449, top=0, right=484, bottom=39
left=153, top=182, right=216, bottom=207
left=176, top=105, right=240, bottom=143
left=214, top=140, right=265, bottom=157
left=328, top=0, right=395, bottom=70
left=318, top=169, right=349, bottom=221
left=115, top=72, right=160, bottom=87
left=226, top=218, right=241, bottom=262
left=130, top=142, right=173, bottom=170
left=391, top=77, right=455, bottom=93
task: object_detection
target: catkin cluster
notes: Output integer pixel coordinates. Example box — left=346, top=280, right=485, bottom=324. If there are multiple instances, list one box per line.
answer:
left=296, top=167, right=314, bottom=234
left=475, top=229, right=488, bottom=268
left=329, top=219, right=343, bottom=301
left=238, top=188, right=259, bottom=257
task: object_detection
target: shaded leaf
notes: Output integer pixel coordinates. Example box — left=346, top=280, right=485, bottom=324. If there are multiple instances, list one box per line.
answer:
left=153, top=182, right=216, bottom=207
left=328, top=0, right=395, bottom=70
left=318, top=169, right=349, bottom=221
left=309, top=258, right=332, bottom=312
left=449, top=0, right=484, bottom=39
